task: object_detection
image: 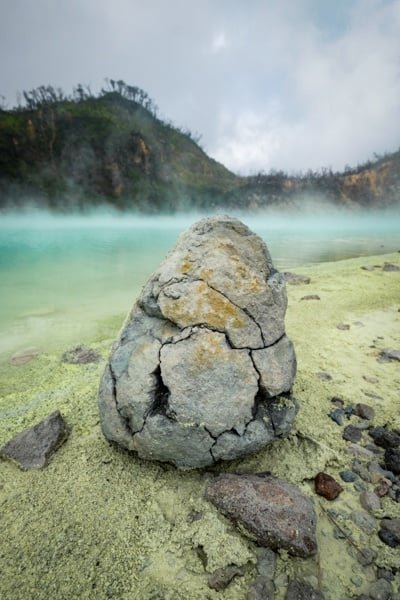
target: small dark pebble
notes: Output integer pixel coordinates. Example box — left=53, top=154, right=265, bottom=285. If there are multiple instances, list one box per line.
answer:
left=336, top=322, right=350, bottom=330
left=356, top=547, right=377, bottom=566
left=301, top=294, right=320, bottom=301
left=360, top=490, right=381, bottom=512
left=207, top=565, right=244, bottom=591
left=61, top=344, right=101, bottom=364
left=378, top=348, right=400, bottom=362
left=382, top=262, right=400, bottom=272
left=375, top=480, right=391, bottom=498
left=368, top=578, right=393, bottom=600
left=283, top=272, right=311, bottom=285
left=388, top=487, right=400, bottom=503
left=285, top=580, right=325, bottom=600
left=343, top=404, right=354, bottom=417
left=329, top=408, right=345, bottom=426
left=384, top=448, right=400, bottom=475
left=315, top=472, right=343, bottom=500
left=364, top=443, right=384, bottom=455
left=352, top=461, right=371, bottom=482
left=317, top=371, right=332, bottom=381
left=331, top=396, right=344, bottom=406
left=369, top=427, right=400, bottom=449
left=377, top=568, right=394, bottom=582
left=247, top=576, right=274, bottom=600
left=340, top=470, right=358, bottom=482
left=343, top=425, right=362, bottom=443
left=354, top=481, right=368, bottom=492
left=378, top=528, right=400, bottom=548
left=363, top=375, right=379, bottom=384
left=355, top=403, right=375, bottom=420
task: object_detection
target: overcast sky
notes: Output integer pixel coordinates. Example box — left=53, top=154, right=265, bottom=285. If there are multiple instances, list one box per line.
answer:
left=1, top=0, right=400, bottom=174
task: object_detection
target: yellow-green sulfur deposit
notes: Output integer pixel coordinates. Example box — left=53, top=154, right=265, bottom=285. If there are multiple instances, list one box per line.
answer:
left=0, top=252, right=399, bottom=599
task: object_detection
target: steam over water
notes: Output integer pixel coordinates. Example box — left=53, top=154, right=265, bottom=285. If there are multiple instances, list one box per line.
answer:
left=1, top=209, right=399, bottom=356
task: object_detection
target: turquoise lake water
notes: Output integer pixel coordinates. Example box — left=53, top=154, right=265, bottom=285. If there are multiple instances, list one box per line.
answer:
left=1, top=210, right=399, bottom=356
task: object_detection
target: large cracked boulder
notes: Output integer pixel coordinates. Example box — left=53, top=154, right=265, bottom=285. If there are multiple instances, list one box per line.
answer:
left=98, top=216, right=297, bottom=468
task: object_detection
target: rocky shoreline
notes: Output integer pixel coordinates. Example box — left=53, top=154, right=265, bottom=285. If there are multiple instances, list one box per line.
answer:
left=0, top=251, right=399, bottom=599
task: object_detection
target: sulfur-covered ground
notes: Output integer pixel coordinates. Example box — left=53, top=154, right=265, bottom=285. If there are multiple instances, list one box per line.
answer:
left=0, top=252, right=399, bottom=600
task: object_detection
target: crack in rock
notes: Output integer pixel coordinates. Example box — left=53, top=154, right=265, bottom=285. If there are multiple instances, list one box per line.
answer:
left=98, top=215, right=297, bottom=469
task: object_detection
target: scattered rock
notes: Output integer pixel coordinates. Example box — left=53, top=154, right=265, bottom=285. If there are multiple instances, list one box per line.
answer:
left=247, top=576, right=274, bottom=599
left=362, top=390, right=384, bottom=401
left=301, top=294, right=320, bottom=301
left=363, top=375, right=379, bottom=384
left=336, top=322, right=350, bottom=330
left=347, top=444, right=374, bottom=459
left=317, top=371, right=332, bottom=381
left=10, top=347, right=40, bottom=366
left=354, top=481, right=368, bottom=492
left=376, top=568, right=394, bottom=582
left=368, top=578, right=393, bottom=600
left=374, top=479, right=392, bottom=498
left=343, top=425, right=362, bottom=443
left=205, top=473, right=317, bottom=557
left=360, top=490, right=381, bottom=512
left=62, top=344, right=101, bottom=364
left=378, top=348, right=400, bottom=362
left=350, top=510, right=377, bottom=533
left=356, top=547, right=377, bottom=566
left=369, top=427, right=400, bottom=449
left=340, top=470, right=358, bottom=483
left=353, top=321, right=365, bottom=327
left=361, top=265, right=375, bottom=271
left=382, top=262, right=400, bottom=272
left=255, top=547, right=276, bottom=579
left=207, top=565, right=244, bottom=591
left=285, top=580, right=325, bottom=600
left=314, top=472, right=343, bottom=500
left=378, top=518, right=400, bottom=548
left=354, top=403, right=375, bottom=420
left=384, top=448, right=400, bottom=475
left=329, top=408, right=345, bottom=425
left=283, top=272, right=311, bottom=285
left=331, top=396, right=345, bottom=406
left=369, top=462, right=396, bottom=483
left=0, top=411, right=69, bottom=469
left=98, top=216, right=298, bottom=469
left=352, top=461, right=371, bottom=482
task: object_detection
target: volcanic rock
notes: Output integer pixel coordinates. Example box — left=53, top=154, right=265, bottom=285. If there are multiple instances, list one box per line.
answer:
left=62, top=345, right=101, bottom=364
left=98, top=216, right=297, bottom=468
left=205, top=473, right=318, bottom=558
left=0, top=410, right=69, bottom=469
left=384, top=448, right=400, bottom=475
left=283, top=272, right=311, bottom=285
left=285, top=580, right=325, bottom=600
left=314, top=472, right=343, bottom=500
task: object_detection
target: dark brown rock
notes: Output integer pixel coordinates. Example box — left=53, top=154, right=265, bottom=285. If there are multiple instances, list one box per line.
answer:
left=0, top=411, right=69, bottom=469
left=314, top=472, right=343, bottom=500
left=207, top=565, right=244, bottom=591
left=62, top=344, right=101, bottom=364
left=283, top=272, right=311, bottom=285
left=355, top=403, right=375, bottom=420
left=206, top=473, right=317, bottom=557
left=300, top=294, right=320, bottom=301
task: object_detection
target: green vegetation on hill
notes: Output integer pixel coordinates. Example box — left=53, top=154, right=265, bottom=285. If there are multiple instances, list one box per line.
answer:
left=0, top=81, right=399, bottom=211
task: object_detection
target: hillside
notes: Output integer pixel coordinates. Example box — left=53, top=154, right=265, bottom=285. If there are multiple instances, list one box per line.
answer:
left=0, top=83, right=399, bottom=211
left=0, top=84, right=237, bottom=211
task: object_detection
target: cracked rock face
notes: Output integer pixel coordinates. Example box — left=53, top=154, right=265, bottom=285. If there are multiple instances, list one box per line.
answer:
left=98, top=215, right=298, bottom=468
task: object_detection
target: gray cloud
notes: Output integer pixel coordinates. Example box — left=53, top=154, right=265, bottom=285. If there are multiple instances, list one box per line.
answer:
left=1, top=0, right=399, bottom=173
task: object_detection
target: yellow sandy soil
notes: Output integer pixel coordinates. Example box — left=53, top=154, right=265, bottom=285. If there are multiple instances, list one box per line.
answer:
left=0, top=252, right=399, bottom=600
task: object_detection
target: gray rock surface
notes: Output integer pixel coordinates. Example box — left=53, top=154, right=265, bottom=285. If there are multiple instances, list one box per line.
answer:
left=98, top=216, right=297, bottom=468
left=0, top=410, right=69, bottom=469
left=205, top=473, right=318, bottom=557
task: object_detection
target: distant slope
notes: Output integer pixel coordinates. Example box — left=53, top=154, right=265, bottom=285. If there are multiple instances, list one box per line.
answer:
left=0, top=88, right=237, bottom=210
left=0, top=83, right=398, bottom=211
